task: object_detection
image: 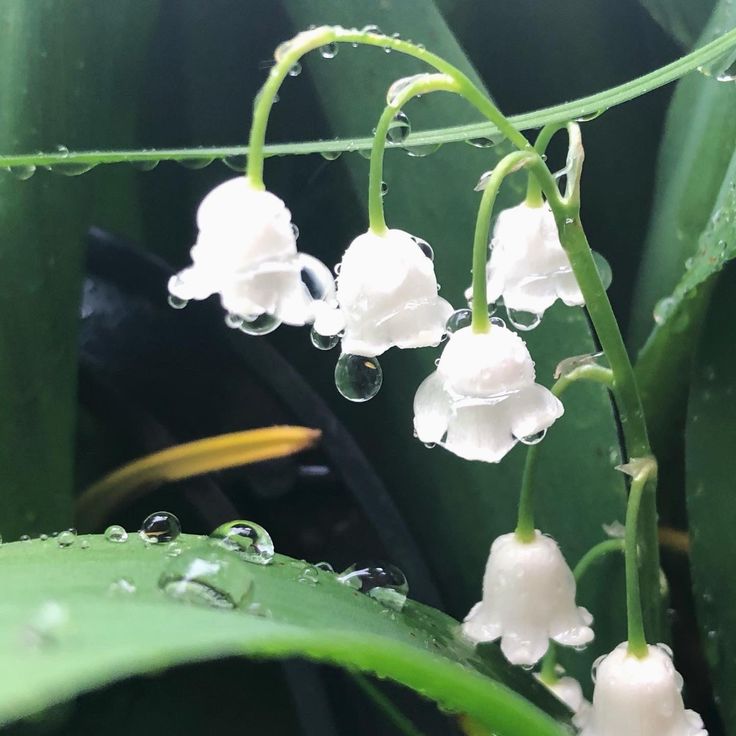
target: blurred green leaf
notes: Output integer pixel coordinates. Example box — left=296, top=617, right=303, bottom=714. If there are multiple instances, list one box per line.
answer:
left=686, top=264, right=736, bottom=730
left=0, top=1, right=158, bottom=539
left=638, top=0, right=715, bottom=47
left=0, top=535, right=570, bottom=735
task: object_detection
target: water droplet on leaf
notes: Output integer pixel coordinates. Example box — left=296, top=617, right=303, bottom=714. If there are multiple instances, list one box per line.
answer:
left=209, top=520, right=275, bottom=565
left=57, top=530, right=76, bottom=548
left=337, top=561, right=408, bottom=611
left=104, top=525, right=128, bottom=543
left=140, top=511, right=181, bottom=544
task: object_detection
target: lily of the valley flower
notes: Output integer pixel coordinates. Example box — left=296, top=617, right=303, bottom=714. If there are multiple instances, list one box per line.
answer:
left=469, top=201, right=584, bottom=317
left=578, top=642, right=706, bottom=736
left=168, top=177, right=334, bottom=327
left=413, top=325, right=563, bottom=463
left=462, top=531, right=594, bottom=665
left=535, top=672, right=590, bottom=716
left=312, top=228, right=452, bottom=357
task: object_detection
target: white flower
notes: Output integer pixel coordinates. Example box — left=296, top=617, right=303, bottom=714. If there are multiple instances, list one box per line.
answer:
left=462, top=531, right=593, bottom=665
left=312, top=228, right=452, bottom=357
left=535, top=673, right=590, bottom=716
left=413, top=325, right=563, bottom=462
left=168, top=177, right=334, bottom=326
left=577, top=642, right=707, bottom=736
left=468, top=201, right=583, bottom=316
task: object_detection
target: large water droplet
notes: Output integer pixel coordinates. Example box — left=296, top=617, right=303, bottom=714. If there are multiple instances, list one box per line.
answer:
left=131, top=159, right=160, bottom=171
left=239, top=313, right=281, bottom=335
left=209, top=520, right=275, bottom=565
left=319, top=42, right=339, bottom=59
left=299, top=253, right=335, bottom=301
left=335, top=354, right=383, bottom=402
left=505, top=307, right=542, bottom=331
left=140, top=511, right=181, bottom=544
left=159, top=545, right=254, bottom=609
left=310, top=328, right=339, bottom=350
left=380, top=180, right=389, bottom=197
left=104, top=524, right=128, bottom=543
left=337, top=561, right=408, bottom=611
left=320, top=149, right=342, bottom=161
left=8, top=165, right=36, bottom=180
left=592, top=251, right=613, bottom=289
left=386, top=111, right=411, bottom=144
left=167, top=294, right=189, bottom=310
left=179, top=157, right=215, bottom=170
left=48, top=162, right=97, bottom=176
left=517, top=429, right=546, bottom=446
left=57, top=530, right=76, bottom=548
left=288, top=61, right=302, bottom=77
left=412, top=237, right=433, bottom=260
left=446, top=309, right=472, bottom=333
left=405, top=142, right=441, bottom=158
left=222, top=154, right=247, bottom=173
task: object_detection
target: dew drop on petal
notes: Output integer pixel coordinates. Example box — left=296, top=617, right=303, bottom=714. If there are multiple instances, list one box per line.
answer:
left=505, top=307, right=541, bottom=331
left=446, top=309, right=473, bottom=333
left=412, top=237, right=434, bottom=260
left=490, top=316, right=507, bottom=328
left=140, top=511, right=181, bottom=544
left=240, top=313, right=281, bottom=335
left=104, top=525, right=128, bottom=543
left=310, top=328, right=339, bottom=350
left=209, top=520, right=275, bottom=565
left=335, top=354, right=383, bottom=402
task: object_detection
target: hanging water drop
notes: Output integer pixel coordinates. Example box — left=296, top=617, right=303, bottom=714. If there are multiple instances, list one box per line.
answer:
left=224, top=313, right=244, bottom=329
left=575, top=109, right=606, bottom=122
left=222, top=154, right=247, bottom=173
left=310, top=328, right=339, bottom=350
left=405, top=142, right=441, bottom=158
left=8, top=165, right=36, bottom=180
left=159, top=545, right=254, bottom=609
left=337, top=560, right=408, bottom=611
left=446, top=309, right=472, bottom=333
left=490, top=315, right=507, bottom=328
left=299, top=253, right=336, bottom=301
left=167, top=294, right=189, bottom=310
left=48, top=162, right=97, bottom=176
left=517, top=429, right=546, bottom=446
left=209, top=519, right=275, bottom=565
left=334, top=354, right=383, bottom=402
left=319, top=42, right=339, bottom=59
left=505, top=307, right=541, bottom=331
left=386, top=111, right=411, bottom=144
left=380, top=180, right=389, bottom=197
left=130, top=159, right=160, bottom=171
left=291, top=223, right=300, bottom=239
left=320, top=149, right=342, bottom=161
left=592, top=251, right=613, bottom=289
left=413, top=237, right=433, bottom=260
left=57, top=530, right=76, bottom=548
left=179, top=157, right=214, bottom=170
left=288, top=61, right=302, bottom=77
left=104, top=524, right=128, bottom=543
left=239, top=313, right=281, bottom=335
left=140, top=511, right=181, bottom=544
left=466, top=137, right=497, bottom=149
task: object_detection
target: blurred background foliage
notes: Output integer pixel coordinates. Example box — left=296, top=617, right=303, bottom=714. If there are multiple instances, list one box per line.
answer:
left=1, top=0, right=734, bottom=733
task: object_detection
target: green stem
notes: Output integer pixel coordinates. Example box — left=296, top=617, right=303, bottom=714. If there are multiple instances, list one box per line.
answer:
left=470, top=152, right=537, bottom=332
left=515, top=364, right=614, bottom=542
left=247, top=25, right=530, bottom=189
left=351, top=673, right=426, bottom=736
left=526, top=123, right=567, bottom=206
left=539, top=539, right=624, bottom=683
left=368, top=74, right=459, bottom=234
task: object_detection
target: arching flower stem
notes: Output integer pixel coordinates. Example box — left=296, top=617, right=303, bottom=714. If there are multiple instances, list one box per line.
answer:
left=538, top=538, right=625, bottom=685
left=247, top=25, right=531, bottom=190
left=515, top=363, right=614, bottom=543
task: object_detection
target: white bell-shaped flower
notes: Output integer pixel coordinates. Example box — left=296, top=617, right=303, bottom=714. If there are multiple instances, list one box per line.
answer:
left=470, top=201, right=584, bottom=316
left=413, top=325, right=563, bottom=462
left=535, top=672, right=590, bottom=716
left=462, top=531, right=594, bottom=665
left=168, top=177, right=334, bottom=326
left=577, top=642, right=707, bottom=736
left=312, top=228, right=452, bottom=357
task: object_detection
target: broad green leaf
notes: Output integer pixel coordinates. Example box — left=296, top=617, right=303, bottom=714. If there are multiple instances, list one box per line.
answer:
left=0, top=1, right=158, bottom=539
left=277, top=0, right=631, bottom=689
left=686, top=265, right=736, bottom=730
left=631, top=0, right=736, bottom=460
left=638, top=0, right=715, bottom=47
left=0, top=534, right=570, bottom=735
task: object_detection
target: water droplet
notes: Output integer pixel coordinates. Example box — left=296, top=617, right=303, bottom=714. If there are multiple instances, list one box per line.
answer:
left=490, top=316, right=506, bottom=328
left=239, top=313, right=281, bottom=335
left=24, top=601, right=69, bottom=647
left=209, top=520, right=275, bottom=565
left=291, top=223, right=300, bottom=239
left=140, top=511, right=181, bottom=544
left=80, top=540, right=90, bottom=549
left=167, top=294, right=189, bottom=310
left=413, top=237, right=433, bottom=260
left=517, top=429, right=546, bottom=445
left=310, top=328, right=339, bottom=350
left=299, top=253, right=335, bottom=301
left=653, top=296, right=677, bottom=325
left=167, top=543, right=183, bottom=557
left=48, top=162, right=97, bottom=176
left=466, top=137, right=496, bottom=148
left=131, top=159, right=160, bottom=171
left=386, top=74, right=428, bottom=106
left=39, top=534, right=48, bottom=542
left=386, top=111, right=411, bottom=144
left=592, top=251, right=612, bottom=289
left=315, top=561, right=334, bottom=573
left=55, top=144, right=70, bottom=158
left=108, top=578, right=136, bottom=596
left=288, top=61, right=302, bottom=77
left=104, top=525, right=128, bottom=543
left=246, top=601, right=273, bottom=618
left=160, top=545, right=254, bottom=609
left=380, top=180, right=389, bottom=197
left=298, top=566, right=320, bottom=585
left=320, top=149, right=342, bottom=161
left=591, top=654, right=606, bottom=683
left=575, top=109, right=606, bottom=122
left=446, top=309, right=473, bottom=333
left=405, top=142, right=441, bottom=158
left=57, top=530, right=76, bottom=548
left=19, top=534, right=31, bottom=542
left=337, top=561, right=408, bottom=611
left=8, top=165, right=36, bottom=180
left=319, top=42, right=339, bottom=59
left=225, top=312, right=244, bottom=329
left=335, top=354, right=383, bottom=402
left=179, top=157, right=214, bottom=170
left=505, top=307, right=542, bottom=331
left=698, top=49, right=736, bottom=82
left=361, top=24, right=382, bottom=34
left=222, top=154, right=247, bottom=173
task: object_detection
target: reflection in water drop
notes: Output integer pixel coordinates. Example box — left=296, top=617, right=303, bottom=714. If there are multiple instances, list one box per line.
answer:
left=140, top=511, right=181, bottom=544
left=239, top=313, right=281, bottom=336
left=386, top=111, right=411, bottom=144
left=334, top=354, right=383, bottom=402
left=505, top=307, right=542, bottom=332
left=104, top=525, right=128, bottom=544
left=310, top=328, right=339, bottom=350
left=337, top=561, right=408, bottom=611
left=209, top=519, right=275, bottom=565
left=319, top=42, right=339, bottom=59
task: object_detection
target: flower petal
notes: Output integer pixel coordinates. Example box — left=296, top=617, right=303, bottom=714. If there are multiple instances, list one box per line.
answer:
left=506, top=384, right=564, bottom=440
left=443, top=399, right=518, bottom=463
left=413, top=372, right=452, bottom=445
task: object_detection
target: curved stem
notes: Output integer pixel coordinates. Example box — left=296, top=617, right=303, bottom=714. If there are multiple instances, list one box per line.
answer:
left=515, top=364, right=614, bottom=542
left=526, top=123, right=567, bottom=206
left=246, top=25, right=530, bottom=189
left=539, top=538, right=624, bottom=683
left=470, top=152, right=537, bottom=332
left=368, top=75, right=459, bottom=234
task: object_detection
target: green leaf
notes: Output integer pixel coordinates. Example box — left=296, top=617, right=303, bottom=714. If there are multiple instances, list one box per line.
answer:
left=0, top=1, right=157, bottom=538
left=632, top=1, right=736, bottom=461
left=2, top=22, right=736, bottom=169
left=638, top=0, right=715, bottom=47
left=274, top=0, right=631, bottom=689
left=0, top=535, right=570, bottom=735
left=685, top=266, right=736, bottom=729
